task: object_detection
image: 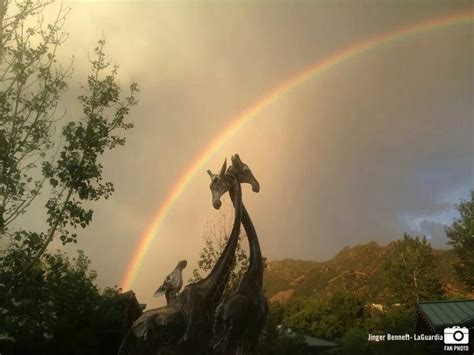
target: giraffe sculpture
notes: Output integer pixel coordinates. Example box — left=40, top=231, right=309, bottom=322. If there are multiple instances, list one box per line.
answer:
left=209, top=155, right=269, bottom=355
left=118, top=159, right=259, bottom=355
left=153, top=260, right=188, bottom=305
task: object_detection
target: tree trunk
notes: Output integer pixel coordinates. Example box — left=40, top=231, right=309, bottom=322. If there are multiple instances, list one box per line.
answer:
left=413, top=270, right=419, bottom=302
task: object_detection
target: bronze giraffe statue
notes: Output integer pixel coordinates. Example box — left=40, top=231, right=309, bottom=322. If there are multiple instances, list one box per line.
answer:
left=118, top=160, right=259, bottom=355
left=209, top=155, right=269, bottom=355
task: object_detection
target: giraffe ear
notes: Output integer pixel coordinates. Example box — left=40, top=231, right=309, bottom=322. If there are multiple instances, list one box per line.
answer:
left=219, top=159, right=227, bottom=177
left=232, top=154, right=243, bottom=168
left=207, top=170, right=213, bottom=178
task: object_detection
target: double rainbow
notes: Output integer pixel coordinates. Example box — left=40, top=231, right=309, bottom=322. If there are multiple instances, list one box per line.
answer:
left=120, top=10, right=473, bottom=290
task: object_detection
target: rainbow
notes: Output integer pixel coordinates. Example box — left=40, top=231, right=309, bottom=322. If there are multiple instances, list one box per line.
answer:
left=120, top=10, right=473, bottom=290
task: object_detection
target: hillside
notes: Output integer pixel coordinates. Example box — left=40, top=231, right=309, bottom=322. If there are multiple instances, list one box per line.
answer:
left=263, top=241, right=469, bottom=303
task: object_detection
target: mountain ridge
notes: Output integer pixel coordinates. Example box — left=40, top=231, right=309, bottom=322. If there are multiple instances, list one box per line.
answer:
left=263, top=240, right=468, bottom=303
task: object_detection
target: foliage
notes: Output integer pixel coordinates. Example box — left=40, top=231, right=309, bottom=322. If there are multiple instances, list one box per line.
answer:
left=260, top=295, right=418, bottom=355
left=361, top=301, right=416, bottom=341
left=383, top=234, right=444, bottom=304
left=269, top=332, right=309, bottom=355
left=258, top=233, right=457, bottom=354
left=0, top=248, right=122, bottom=353
left=256, top=317, right=309, bottom=355
left=264, top=241, right=466, bottom=303
left=0, top=0, right=71, bottom=234
left=283, top=290, right=365, bottom=341
left=445, top=190, right=474, bottom=290
left=0, top=0, right=139, bottom=351
left=339, top=327, right=370, bottom=355
left=0, top=0, right=139, bottom=271
left=256, top=231, right=459, bottom=354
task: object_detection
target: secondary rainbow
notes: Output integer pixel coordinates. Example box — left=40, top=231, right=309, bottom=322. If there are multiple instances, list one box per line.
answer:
left=120, top=10, right=473, bottom=290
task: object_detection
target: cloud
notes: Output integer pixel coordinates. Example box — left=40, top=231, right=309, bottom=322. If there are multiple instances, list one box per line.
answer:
left=16, top=1, right=473, bottom=306
left=418, top=220, right=448, bottom=247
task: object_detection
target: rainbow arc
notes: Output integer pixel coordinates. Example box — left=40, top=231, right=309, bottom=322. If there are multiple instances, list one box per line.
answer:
left=120, top=10, right=473, bottom=290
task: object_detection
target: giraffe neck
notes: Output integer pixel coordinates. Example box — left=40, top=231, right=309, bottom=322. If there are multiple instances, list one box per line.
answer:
left=229, top=194, right=263, bottom=287
left=241, top=204, right=263, bottom=286
left=199, top=178, right=242, bottom=302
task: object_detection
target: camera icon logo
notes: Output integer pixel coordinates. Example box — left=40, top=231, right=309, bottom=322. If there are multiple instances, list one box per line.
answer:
left=444, top=326, right=469, bottom=345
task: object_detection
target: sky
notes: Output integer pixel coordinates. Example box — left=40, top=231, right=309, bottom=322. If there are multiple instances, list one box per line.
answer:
left=18, top=0, right=474, bottom=308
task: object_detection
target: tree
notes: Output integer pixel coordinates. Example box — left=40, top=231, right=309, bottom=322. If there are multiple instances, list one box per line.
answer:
left=282, top=297, right=325, bottom=335
left=373, top=303, right=415, bottom=333
left=0, top=248, right=122, bottom=352
left=1, top=0, right=71, bottom=235
left=0, top=0, right=138, bottom=270
left=340, top=327, right=371, bottom=355
left=0, top=0, right=139, bottom=349
left=319, top=291, right=365, bottom=339
left=383, top=234, right=443, bottom=305
left=282, top=291, right=366, bottom=341
left=445, top=190, right=474, bottom=290
left=189, top=211, right=249, bottom=297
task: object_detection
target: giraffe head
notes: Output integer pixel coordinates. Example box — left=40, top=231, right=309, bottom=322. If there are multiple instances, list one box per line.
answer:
left=228, top=154, right=260, bottom=193
left=207, top=154, right=259, bottom=210
left=176, top=260, right=188, bottom=270
left=207, top=159, right=229, bottom=210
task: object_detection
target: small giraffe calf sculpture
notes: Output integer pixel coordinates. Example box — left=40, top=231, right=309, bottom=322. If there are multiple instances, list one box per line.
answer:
left=209, top=154, right=269, bottom=355
left=153, top=260, right=187, bottom=304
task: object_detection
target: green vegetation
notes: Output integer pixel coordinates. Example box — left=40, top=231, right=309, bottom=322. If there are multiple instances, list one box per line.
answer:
left=283, top=291, right=365, bottom=339
left=383, top=234, right=444, bottom=304
left=0, top=1, right=139, bottom=352
left=0, top=250, right=123, bottom=353
left=189, top=215, right=250, bottom=297
left=194, top=194, right=473, bottom=354
left=264, top=240, right=468, bottom=303
left=445, top=190, right=474, bottom=290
